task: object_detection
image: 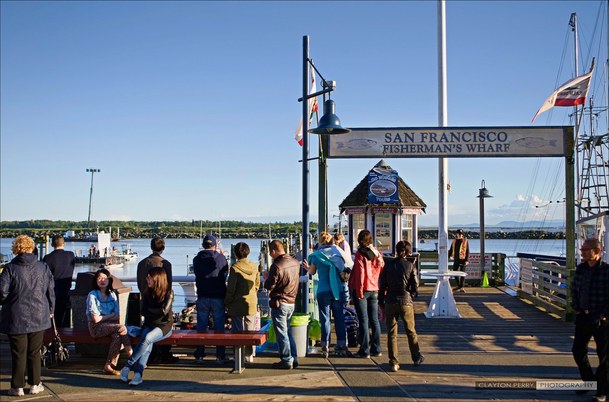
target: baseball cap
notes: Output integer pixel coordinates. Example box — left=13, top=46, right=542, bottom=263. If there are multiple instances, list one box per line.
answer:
left=203, top=234, right=217, bottom=247
left=456, top=229, right=464, bottom=235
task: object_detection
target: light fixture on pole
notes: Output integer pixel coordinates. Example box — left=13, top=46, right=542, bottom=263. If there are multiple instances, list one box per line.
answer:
left=478, top=180, right=492, bottom=286
left=299, top=35, right=350, bottom=314
left=86, top=168, right=101, bottom=229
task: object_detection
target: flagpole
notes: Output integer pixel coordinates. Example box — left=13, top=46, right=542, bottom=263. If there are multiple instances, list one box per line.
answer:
left=425, top=0, right=461, bottom=318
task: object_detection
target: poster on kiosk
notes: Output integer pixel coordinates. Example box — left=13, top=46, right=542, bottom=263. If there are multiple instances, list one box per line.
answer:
left=368, top=166, right=399, bottom=253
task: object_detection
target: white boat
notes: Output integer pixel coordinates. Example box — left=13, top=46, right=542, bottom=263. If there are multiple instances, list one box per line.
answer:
left=115, top=244, right=138, bottom=262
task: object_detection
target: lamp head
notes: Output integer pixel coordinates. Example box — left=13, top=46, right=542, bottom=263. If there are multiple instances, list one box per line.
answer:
left=308, top=99, right=350, bottom=135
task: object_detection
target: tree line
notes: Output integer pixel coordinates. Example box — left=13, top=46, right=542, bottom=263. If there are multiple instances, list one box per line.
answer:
left=0, top=220, right=566, bottom=240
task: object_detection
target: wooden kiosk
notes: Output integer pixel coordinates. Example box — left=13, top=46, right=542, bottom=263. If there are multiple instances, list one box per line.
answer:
left=339, top=160, right=426, bottom=255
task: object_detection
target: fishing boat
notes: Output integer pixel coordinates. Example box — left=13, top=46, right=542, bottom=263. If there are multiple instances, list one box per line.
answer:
left=115, top=244, right=138, bottom=262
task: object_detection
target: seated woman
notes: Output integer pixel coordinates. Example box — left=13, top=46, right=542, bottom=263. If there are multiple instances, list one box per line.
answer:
left=120, top=267, right=174, bottom=386
left=86, top=268, right=132, bottom=375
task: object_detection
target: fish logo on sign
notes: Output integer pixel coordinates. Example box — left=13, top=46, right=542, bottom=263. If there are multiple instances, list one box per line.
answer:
left=515, top=137, right=558, bottom=148
left=336, top=139, right=378, bottom=150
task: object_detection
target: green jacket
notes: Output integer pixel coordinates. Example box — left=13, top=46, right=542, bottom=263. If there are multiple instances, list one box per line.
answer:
left=225, top=258, right=260, bottom=317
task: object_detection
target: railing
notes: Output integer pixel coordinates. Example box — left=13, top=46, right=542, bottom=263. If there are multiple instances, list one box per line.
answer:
left=517, top=258, right=572, bottom=320
left=417, top=251, right=506, bottom=286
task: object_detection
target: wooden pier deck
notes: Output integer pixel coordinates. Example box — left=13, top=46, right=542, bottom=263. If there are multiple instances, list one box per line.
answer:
left=0, top=286, right=593, bottom=401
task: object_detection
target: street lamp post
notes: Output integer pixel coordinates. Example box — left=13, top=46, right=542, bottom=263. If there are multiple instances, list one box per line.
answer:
left=299, top=35, right=350, bottom=313
left=478, top=180, right=492, bottom=285
left=86, top=168, right=100, bottom=229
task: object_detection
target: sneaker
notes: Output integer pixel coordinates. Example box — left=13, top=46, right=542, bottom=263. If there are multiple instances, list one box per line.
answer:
left=321, top=347, right=329, bottom=358
left=120, top=366, right=130, bottom=383
left=29, top=383, right=44, bottom=395
left=271, top=361, right=293, bottom=370
left=129, top=373, right=143, bottom=386
left=8, top=388, right=24, bottom=396
left=371, top=352, right=382, bottom=357
left=244, top=355, right=254, bottom=364
left=414, top=354, right=425, bottom=366
left=594, top=396, right=607, bottom=402
left=333, top=347, right=351, bottom=357
left=354, top=351, right=370, bottom=358
left=293, top=361, right=299, bottom=369
left=390, top=364, right=400, bottom=372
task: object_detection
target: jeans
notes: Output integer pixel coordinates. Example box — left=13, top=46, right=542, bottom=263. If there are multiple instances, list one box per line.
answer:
left=232, top=314, right=256, bottom=358
left=572, top=313, right=609, bottom=396
left=271, top=303, right=298, bottom=365
left=351, top=289, right=381, bottom=355
left=195, top=297, right=226, bottom=359
left=385, top=302, right=421, bottom=365
left=127, top=326, right=172, bottom=375
left=317, top=290, right=347, bottom=349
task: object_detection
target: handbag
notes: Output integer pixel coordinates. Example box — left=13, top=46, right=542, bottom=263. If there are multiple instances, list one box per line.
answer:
left=42, top=317, right=70, bottom=367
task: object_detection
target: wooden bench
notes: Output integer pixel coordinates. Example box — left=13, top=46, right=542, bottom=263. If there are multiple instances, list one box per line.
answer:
left=44, top=327, right=268, bottom=374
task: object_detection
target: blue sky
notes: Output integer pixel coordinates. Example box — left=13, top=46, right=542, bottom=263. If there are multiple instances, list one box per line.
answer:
left=1, top=1, right=607, bottom=227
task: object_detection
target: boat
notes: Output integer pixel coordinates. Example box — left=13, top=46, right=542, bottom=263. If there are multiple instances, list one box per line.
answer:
left=115, top=244, right=138, bottom=262
left=74, top=232, right=127, bottom=267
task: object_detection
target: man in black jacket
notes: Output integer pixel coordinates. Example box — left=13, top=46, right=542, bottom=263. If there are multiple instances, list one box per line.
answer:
left=572, top=238, right=609, bottom=401
left=43, top=235, right=75, bottom=327
left=379, top=240, right=424, bottom=372
left=193, top=234, right=229, bottom=364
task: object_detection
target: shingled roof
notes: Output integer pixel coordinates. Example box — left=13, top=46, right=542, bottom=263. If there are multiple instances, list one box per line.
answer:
left=339, top=161, right=427, bottom=212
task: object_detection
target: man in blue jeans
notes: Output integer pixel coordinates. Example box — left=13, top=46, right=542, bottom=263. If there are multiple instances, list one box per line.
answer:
left=193, top=234, right=229, bottom=364
left=263, top=240, right=300, bottom=369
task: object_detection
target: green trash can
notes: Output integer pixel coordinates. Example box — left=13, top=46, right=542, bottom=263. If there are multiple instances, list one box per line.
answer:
left=291, top=313, right=310, bottom=357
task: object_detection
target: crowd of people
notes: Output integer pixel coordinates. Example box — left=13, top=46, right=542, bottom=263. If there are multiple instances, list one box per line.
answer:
left=4, top=231, right=609, bottom=401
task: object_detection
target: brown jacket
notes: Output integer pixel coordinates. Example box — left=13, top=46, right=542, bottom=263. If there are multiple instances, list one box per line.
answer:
left=264, top=253, right=300, bottom=308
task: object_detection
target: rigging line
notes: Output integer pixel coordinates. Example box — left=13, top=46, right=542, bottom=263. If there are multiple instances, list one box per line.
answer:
left=512, top=158, right=542, bottom=255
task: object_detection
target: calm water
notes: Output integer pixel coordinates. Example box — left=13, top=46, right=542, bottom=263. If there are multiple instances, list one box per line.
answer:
left=0, top=236, right=567, bottom=310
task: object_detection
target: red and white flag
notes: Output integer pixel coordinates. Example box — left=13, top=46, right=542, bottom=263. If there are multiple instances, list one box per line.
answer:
left=294, top=71, right=319, bottom=146
left=532, top=71, right=593, bottom=123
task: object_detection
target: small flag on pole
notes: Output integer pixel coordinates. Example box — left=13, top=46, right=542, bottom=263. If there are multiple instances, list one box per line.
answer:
left=532, top=70, right=593, bottom=123
left=295, top=71, right=319, bottom=146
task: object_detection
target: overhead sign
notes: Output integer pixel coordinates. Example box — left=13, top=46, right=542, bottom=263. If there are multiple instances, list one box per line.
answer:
left=328, top=126, right=569, bottom=158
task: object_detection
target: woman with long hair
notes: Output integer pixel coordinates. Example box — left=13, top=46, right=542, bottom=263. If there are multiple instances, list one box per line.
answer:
left=0, top=235, right=54, bottom=396
left=120, top=266, right=174, bottom=386
left=86, top=268, right=132, bottom=375
left=348, top=229, right=385, bottom=358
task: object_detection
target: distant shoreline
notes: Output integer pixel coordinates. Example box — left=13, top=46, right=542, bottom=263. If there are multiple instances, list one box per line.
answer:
left=0, top=229, right=567, bottom=241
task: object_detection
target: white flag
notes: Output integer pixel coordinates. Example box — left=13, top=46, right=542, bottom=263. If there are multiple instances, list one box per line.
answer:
left=532, top=71, right=593, bottom=123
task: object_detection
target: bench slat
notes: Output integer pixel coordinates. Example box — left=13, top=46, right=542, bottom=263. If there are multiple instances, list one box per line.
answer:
left=44, top=328, right=267, bottom=347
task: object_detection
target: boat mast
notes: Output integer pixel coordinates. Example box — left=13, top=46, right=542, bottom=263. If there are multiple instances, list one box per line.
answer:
left=570, top=13, right=583, bottom=220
